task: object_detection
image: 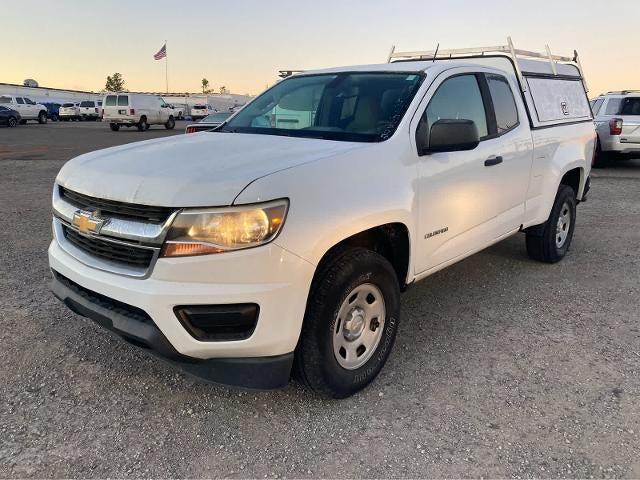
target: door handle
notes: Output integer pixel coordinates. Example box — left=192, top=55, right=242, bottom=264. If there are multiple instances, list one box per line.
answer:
left=484, top=156, right=503, bottom=167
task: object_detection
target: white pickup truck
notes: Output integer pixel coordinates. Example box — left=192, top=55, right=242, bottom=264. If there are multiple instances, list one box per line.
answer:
left=49, top=40, right=595, bottom=397
left=0, top=95, right=48, bottom=124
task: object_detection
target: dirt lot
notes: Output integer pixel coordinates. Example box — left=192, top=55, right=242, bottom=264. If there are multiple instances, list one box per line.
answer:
left=1, top=121, right=639, bottom=478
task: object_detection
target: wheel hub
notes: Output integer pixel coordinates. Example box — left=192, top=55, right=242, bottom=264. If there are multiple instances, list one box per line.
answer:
left=343, top=307, right=366, bottom=341
left=332, top=283, right=386, bottom=370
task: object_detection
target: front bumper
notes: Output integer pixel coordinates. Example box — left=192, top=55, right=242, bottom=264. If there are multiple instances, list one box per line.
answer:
left=48, top=237, right=315, bottom=388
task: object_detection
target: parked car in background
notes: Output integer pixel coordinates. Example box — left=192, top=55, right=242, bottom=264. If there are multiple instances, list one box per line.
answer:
left=591, top=90, right=640, bottom=167
left=49, top=40, right=594, bottom=398
left=0, top=106, right=21, bottom=127
left=102, top=93, right=175, bottom=131
left=167, top=104, right=184, bottom=119
left=190, top=104, right=214, bottom=120
left=59, top=103, right=81, bottom=121
left=184, top=112, right=231, bottom=133
left=42, top=102, right=62, bottom=121
left=79, top=100, right=101, bottom=121
left=0, top=95, right=48, bottom=124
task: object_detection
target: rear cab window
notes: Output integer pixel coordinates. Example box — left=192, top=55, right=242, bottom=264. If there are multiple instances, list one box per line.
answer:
left=485, top=73, right=519, bottom=134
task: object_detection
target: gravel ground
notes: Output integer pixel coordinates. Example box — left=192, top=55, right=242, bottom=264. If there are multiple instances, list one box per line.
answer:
left=0, top=122, right=639, bottom=478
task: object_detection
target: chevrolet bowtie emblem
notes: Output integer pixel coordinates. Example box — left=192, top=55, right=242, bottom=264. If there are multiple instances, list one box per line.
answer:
left=72, top=210, right=108, bottom=234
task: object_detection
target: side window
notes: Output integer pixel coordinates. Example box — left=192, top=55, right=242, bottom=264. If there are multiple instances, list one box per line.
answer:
left=604, top=98, right=622, bottom=115
left=591, top=98, right=604, bottom=115
left=16, top=97, right=25, bottom=104
left=0, top=97, right=11, bottom=104
left=486, top=74, right=519, bottom=134
left=105, top=95, right=117, bottom=106
left=24, top=98, right=35, bottom=105
left=425, top=75, right=488, bottom=139
left=117, top=95, right=129, bottom=106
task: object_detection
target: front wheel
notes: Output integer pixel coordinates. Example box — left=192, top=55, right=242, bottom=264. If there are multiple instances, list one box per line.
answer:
left=526, top=185, right=577, bottom=263
left=38, top=111, right=47, bottom=124
left=165, top=117, right=175, bottom=130
left=294, top=247, right=401, bottom=398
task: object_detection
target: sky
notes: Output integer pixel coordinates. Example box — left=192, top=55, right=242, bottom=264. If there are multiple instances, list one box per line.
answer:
left=3, top=0, right=639, bottom=97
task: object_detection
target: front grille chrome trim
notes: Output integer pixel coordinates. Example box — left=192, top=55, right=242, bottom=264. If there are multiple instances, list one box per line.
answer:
left=53, top=218, right=160, bottom=279
left=52, top=186, right=179, bottom=246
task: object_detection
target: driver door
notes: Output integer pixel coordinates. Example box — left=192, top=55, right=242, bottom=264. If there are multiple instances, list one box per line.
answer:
left=412, top=70, right=502, bottom=274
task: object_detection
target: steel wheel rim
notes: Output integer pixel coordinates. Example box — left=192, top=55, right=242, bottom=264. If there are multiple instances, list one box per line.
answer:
left=333, top=283, right=386, bottom=370
left=556, top=201, right=571, bottom=248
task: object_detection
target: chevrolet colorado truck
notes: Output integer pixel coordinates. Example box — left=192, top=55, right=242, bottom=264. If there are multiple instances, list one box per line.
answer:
left=49, top=40, right=595, bottom=398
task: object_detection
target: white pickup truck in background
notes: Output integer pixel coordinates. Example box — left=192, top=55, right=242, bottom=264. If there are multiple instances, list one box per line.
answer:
left=49, top=39, right=594, bottom=398
left=0, top=95, right=48, bottom=124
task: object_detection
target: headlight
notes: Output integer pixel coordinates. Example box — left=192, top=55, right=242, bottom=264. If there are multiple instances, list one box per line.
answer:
left=161, top=199, right=288, bottom=257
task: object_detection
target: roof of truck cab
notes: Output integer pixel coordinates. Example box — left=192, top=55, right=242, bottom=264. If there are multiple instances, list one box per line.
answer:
left=298, top=61, right=445, bottom=76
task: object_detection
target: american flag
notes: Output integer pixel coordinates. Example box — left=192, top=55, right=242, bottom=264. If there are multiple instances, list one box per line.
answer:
left=153, top=43, right=167, bottom=60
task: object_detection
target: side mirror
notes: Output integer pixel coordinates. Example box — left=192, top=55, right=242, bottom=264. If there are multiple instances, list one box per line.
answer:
left=418, top=119, right=480, bottom=154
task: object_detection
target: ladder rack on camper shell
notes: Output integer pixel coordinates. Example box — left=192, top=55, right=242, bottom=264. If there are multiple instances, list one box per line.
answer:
left=387, top=37, right=588, bottom=93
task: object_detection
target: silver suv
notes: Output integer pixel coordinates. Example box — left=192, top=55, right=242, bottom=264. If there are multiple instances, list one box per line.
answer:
left=591, top=91, right=640, bottom=167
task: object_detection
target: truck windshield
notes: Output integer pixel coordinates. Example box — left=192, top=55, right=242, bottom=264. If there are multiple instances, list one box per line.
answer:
left=219, top=72, right=424, bottom=142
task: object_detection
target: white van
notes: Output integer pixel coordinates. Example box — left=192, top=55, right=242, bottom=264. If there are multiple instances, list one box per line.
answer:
left=102, top=93, right=175, bottom=131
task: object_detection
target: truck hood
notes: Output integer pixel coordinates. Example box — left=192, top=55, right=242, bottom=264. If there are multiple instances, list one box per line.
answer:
left=56, top=132, right=367, bottom=207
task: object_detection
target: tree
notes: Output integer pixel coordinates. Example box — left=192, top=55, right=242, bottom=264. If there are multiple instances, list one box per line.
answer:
left=105, top=73, right=126, bottom=92
left=201, top=78, right=210, bottom=94
left=219, top=86, right=228, bottom=94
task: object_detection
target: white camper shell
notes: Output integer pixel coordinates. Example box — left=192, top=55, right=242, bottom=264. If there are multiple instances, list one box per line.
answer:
left=388, top=38, right=592, bottom=130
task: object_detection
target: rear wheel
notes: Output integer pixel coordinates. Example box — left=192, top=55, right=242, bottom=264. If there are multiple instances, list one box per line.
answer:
left=8, top=116, right=18, bottom=127
left=165, top=116, right=175, bottom=130
left=137, top=118, right=148, bottom=131
left=526, top=185, right=577, bottom=263
left=592, top=139, right=609, bottom=168
left=294, top=247, right=401, bottom=398
left=109, top=123, right=120, bottom=131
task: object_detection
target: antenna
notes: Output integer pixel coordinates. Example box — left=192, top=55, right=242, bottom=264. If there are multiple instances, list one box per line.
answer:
left=432, top=43, right=439, bottom=62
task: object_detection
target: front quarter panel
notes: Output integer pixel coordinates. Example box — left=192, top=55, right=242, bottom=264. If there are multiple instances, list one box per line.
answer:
left=233, top=138, right=418, bottom=276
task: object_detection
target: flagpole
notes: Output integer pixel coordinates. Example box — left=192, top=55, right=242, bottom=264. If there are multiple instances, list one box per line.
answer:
left=165, top=40, right=168, bottom=94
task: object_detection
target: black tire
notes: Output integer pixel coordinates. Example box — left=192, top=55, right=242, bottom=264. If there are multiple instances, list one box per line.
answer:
left=165, top=116, right=175, bottom=130
left=109, top=123, right=120, bottom=131
left=137, top=117, right=148, bottom=131
left=526, top=185, right=577, bottom=263
left=8, top=116, right=18, bottom=127
left=592, top=139, right=609, bottom=168
left=294, top=247, right=401, bottom=398
left=37, top=111, right=47, bottom=124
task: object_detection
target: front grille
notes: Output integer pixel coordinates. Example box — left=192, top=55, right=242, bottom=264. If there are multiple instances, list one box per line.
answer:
left=60, top=186, right=174, bottom=223
left=63, top=225, right=155, bottom=268
left=54, top=271, right=151, bottom=324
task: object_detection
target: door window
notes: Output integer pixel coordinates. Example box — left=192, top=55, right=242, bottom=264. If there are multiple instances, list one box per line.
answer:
left=16, top=97, right=25, bottom=104
left=424, top=75, right=488, bottom=138
left=486, top=74, right=519, bottom=134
